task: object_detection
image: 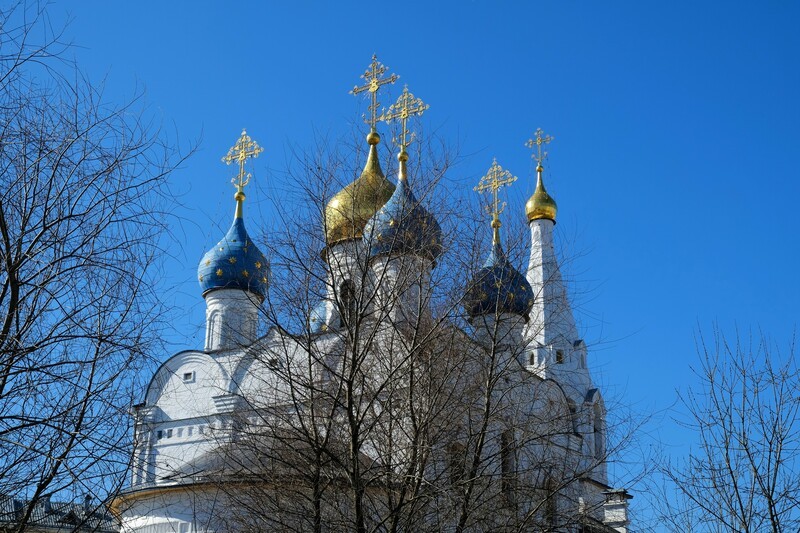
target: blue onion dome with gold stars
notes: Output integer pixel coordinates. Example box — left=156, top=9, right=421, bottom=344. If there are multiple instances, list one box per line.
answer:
left=363, top=150, right=442, bottom=262
left=197, top=213, right=268, bottom=299
left=464, top=221, right=533, bottom=320
left=197, top=129, right=269, bottom=300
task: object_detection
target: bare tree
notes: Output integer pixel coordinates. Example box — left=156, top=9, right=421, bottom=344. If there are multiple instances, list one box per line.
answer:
left=186, top=126, right=634, bottom=532
left=655, top=329, right=800, bottom=532
left=213, top=131, right=468, bottom=532
left=0, top=2, right=184, bottom=529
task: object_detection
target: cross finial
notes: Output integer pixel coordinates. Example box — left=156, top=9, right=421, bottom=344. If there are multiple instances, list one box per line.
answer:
left=351, top=55, right=399, bottom=132
left=474, top=159, right=518, bottom=229
left=222, top=129, right=264, bottom=194
left=379, top=85, right=429, bottom=153
left=525, top=128, right=553, bottom=170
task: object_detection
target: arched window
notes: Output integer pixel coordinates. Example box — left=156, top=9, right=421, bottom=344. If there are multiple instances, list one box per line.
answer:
left=568, top=400, right=579, bottom=434
left=500, top=430, right=516, bottom=499
left=593, top=402, right=605, bottom=459
left=544, top=477, right=557, bottom=527
left=338, top=280, right=356, bottom=328
left=447, top=442, right=466, bottom=484
left=205, top=310, right=220, bottom=349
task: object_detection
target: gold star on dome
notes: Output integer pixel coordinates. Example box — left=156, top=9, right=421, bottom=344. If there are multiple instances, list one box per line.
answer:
left=216, top=269, right=223, bottom=277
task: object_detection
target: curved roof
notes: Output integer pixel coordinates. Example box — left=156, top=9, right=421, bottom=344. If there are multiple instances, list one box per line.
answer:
left=363, top=153, right=442, bottom=262
left=324, top=134, right=395, bottom=246
left=198, top=217, right=268, bottom=299
left=464, top=229, right=533, bottom=319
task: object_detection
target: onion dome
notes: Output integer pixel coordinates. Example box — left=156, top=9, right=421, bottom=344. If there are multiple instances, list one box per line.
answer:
left=197, top=193, right=268, bottom=300
left=363, top=150, right=442, bottom=262
left=324, top=132, right=396, bottom=246
left=309, top=301, right=329, bottom=333
left=465, top=221, right=533, bottom=320
left=525, top=163, right=558, bottom=223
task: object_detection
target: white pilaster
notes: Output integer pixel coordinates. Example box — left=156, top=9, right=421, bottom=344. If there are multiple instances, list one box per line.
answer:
left=319, top=240, right=365, bottom=330
left=472, top=313, right=526, bottom=359
left=369, top=255, right=432, bottom=325
left=204, top=289, right=261, bottom=351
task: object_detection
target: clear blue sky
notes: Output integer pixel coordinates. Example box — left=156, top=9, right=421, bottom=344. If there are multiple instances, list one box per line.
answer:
left=48, top=0, right=799, bottom=522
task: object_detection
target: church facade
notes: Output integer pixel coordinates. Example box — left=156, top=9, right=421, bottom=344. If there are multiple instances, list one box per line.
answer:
left=112, top=58, right=631, bottom=532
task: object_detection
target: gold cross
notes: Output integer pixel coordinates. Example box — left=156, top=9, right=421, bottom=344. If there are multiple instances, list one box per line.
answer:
left=222, top=129, right=264, bottom=192
left=351, top=55, right=399, bottom=132
left=525, top=127, right=553, bottom=167
left=474, top=159, right=518, bottom=223
left=378, top=85, right=429, bottom=152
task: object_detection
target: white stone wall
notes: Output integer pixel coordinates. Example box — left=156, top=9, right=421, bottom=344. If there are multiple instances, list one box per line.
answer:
left=369, top=255, right=432, bottom=324
left=119, top=486, right=228, bottom=533
left=121, top=209, right=624, bottom=530
left=203, top=289, right=260, bottom=351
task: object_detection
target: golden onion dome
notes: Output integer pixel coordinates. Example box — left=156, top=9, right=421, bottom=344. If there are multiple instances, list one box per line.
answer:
left=324, top=132, right=396, bottom=245
left=525, top=164, right=557, bottom=223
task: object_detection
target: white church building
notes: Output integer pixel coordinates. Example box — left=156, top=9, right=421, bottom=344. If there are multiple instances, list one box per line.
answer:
left=112, top=59, right=632, bottom=533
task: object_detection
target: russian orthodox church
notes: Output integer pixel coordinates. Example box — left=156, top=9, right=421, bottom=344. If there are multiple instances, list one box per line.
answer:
left=112, top=58, right=632, bottom=532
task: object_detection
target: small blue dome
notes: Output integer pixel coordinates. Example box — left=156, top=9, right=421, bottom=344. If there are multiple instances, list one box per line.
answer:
left=197, top=217, right=268, bottom=299
left=363, top=157, right=442, bottom=261
left=464, top=233, right=533, bottom=320
left=309, top=301, right=330, bottom=334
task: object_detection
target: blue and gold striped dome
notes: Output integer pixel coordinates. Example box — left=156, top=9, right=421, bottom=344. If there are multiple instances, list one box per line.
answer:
left=197, top=212, right=268, bottom=299
left=464, top=225, right=533, bottom=320
left=363, top=151, right=442, bottom=261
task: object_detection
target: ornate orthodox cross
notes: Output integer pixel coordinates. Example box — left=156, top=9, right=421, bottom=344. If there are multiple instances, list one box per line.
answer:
left=525, top=127, right=553, bottom=168
left=379, top=85, right=429, bottom=153
left=351, top=55, right=399, bottom=132
left=474, top=159, right=518, bottom=224
left=222, top=129, right=264, bottom=193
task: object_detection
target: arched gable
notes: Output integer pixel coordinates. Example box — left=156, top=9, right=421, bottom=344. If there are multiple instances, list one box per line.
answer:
left=229, top=328, right=309, bottom=408
left=145, top=350, right=230, bottom=421
left=515, top=377, right=575, bottom=447
left=538, top=377, right=573, bottom=409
